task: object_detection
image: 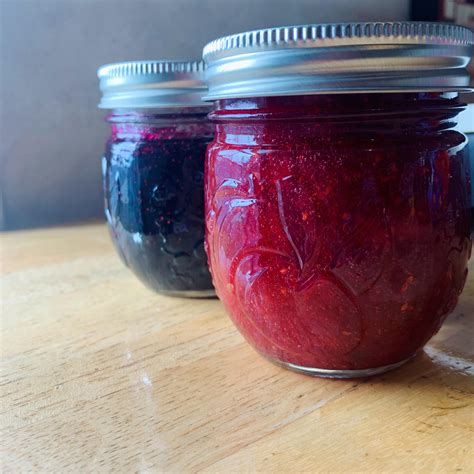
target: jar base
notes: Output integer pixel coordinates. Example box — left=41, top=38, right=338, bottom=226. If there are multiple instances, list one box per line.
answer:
left=267, top=356, right=413, bottom=379
left=160, top=289, right=217, bottom=299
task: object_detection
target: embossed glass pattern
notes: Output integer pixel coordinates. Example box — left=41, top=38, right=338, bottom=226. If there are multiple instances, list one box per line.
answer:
left=103, top=110, right=215, bottom=296
left=205, top=93, right=471, bottom=375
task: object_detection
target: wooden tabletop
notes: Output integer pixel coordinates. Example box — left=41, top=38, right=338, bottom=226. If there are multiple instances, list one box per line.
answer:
left=2, top=223, right=473, bottom=473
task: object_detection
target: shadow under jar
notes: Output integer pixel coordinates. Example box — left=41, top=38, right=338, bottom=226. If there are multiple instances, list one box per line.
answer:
left=98, top=61, right=215, bottom=297
left=203, top=23, right=473, bottom=377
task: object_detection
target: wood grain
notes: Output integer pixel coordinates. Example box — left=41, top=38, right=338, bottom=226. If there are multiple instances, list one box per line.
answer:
left=1, top=223, right=473, bottom=473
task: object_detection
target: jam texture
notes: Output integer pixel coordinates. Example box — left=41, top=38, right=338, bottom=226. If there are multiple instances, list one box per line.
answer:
left=104, top=114, right=214, bottom=294
left=205, top=94, right=471, bottom=370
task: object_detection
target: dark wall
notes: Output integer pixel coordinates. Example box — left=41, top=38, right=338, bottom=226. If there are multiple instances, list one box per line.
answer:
left=0, top=0, right=409, bottom=230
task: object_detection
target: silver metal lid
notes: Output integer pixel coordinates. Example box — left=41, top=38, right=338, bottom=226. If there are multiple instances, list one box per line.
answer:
left=202, top=22, right=474, bottom=100
left=97, top=60, right=210, bottom=109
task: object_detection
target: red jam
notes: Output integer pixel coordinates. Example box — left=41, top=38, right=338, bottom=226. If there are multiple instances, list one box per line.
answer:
left=205, top=93, right=471, bottom=371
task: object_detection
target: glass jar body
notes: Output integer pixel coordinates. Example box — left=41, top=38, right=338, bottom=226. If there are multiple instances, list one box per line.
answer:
left=103, top=110, right=215, bottom=296
left=205, top=93, right=471, bottom=376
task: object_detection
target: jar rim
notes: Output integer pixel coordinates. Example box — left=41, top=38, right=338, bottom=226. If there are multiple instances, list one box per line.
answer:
left=97, top=60, right=212, bottom=109
left=202, top=22, right=474, bottom=100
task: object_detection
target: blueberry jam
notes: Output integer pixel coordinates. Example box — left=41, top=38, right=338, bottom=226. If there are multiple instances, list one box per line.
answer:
left=103, top=112, right=215, bottom=296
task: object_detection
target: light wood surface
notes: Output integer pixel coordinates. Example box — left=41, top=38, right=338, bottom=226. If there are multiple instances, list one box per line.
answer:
left=1, top=223, right=473, bottom=473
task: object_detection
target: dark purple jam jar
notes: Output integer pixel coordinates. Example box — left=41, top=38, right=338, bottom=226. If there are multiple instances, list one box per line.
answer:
left=98, top=61, right=215, bottom=297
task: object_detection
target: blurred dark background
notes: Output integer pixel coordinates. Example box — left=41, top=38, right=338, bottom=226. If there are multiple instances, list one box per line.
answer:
left=0, top=0, right=472, bottom=230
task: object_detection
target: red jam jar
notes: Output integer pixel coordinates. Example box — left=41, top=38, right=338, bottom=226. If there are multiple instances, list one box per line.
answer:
left=203, top=23, right=473, bottom=377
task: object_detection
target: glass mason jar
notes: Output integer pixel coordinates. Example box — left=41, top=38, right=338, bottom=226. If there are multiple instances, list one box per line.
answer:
left=203, top=23, right=473, bottom=377
left=97, top=61, right=215, bottom=297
